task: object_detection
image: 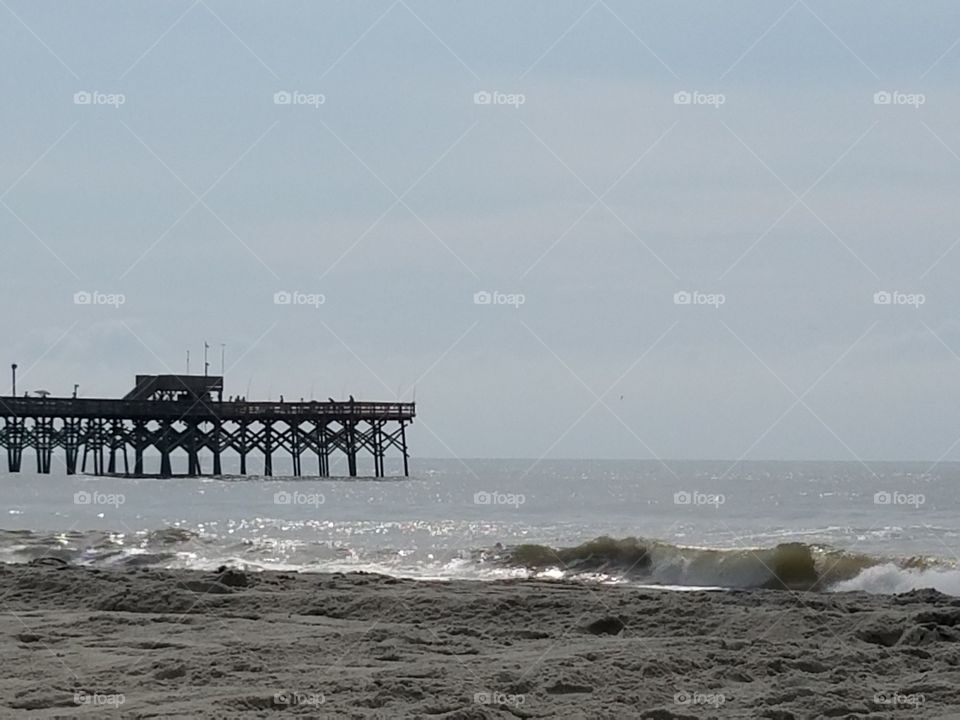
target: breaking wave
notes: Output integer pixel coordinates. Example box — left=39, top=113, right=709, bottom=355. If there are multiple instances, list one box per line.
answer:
left=1, top=529, right=957, bottom=595
left=488, top=536, right=955, bottom=593
left=829, top=563, right=960, bottom=596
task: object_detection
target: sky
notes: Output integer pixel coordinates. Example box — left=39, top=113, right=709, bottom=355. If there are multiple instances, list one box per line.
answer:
left=2, top=1, right=960, bottom=462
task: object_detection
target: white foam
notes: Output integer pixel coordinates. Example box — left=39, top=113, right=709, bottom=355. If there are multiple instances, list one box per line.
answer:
left=830, top=563, right=960, bottom=596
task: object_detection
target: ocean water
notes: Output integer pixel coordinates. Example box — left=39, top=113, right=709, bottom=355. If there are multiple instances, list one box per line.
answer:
left=2, top=459, right=959, bottom=594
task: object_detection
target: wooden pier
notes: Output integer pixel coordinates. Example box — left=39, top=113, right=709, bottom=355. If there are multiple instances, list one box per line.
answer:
left=0, top=374, right=415, bottom=478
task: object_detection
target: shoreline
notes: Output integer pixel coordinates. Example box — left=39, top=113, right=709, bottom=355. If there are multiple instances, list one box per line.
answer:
left=3, top=563, right=960, bottom=718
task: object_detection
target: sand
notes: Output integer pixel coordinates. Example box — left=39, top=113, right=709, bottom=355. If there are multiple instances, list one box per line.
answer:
left=2, top=562, right=960, bottom=718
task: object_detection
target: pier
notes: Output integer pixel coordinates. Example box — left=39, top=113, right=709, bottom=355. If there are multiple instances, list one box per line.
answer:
left=0, top=374, right=415, bottom=478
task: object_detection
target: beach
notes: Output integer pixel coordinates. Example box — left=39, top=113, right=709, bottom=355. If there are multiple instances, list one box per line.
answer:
left=2, top=562, right=959, bottom=719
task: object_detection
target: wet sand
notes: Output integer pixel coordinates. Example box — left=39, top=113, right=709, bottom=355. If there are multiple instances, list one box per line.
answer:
left=2, top=562, right=960, bottom=718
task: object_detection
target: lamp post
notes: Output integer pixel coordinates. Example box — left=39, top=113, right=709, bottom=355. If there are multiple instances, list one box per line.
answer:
left=11, top=363, right=17, bottom=397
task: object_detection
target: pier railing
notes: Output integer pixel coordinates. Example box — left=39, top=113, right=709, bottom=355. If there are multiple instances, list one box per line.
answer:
left=0, top=397, right=416, bottom=422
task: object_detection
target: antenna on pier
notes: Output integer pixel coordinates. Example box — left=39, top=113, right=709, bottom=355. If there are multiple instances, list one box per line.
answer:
left=203, top=342, right=210, bottom=377
left=11, top=363, right=17, bottom=397
left=220, top=343, right=225, bottom=377
left=186, top=351, right=190, bottom=375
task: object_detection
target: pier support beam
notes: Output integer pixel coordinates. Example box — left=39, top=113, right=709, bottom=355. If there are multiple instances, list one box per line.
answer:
left=289, top=423, right=297, bottom=477
left=9, top=419, right=23, bottom=473
left=187, top=420, right=200, bottom=477
left=108, top=420, right=119, bottom=475
left=263, top=422, right=273, bottom=477
left=239, top=420, right=248, bottom=475
left=133, top=421, right=145, bottom=477
left=64, top=419, right=79, bottom=475
left=34, top=417, right=53, bottom=474
left=212, top=421, right=222, bottom=476
left=159, top=420, right=172, bottom=478
left=346, top=420, right=357, bottom=477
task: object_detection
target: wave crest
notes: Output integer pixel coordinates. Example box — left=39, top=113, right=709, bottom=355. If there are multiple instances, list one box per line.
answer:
left=495, top=536, right=888, bottom=591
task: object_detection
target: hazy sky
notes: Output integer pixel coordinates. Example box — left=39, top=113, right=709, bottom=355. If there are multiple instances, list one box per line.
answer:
left=3, top=1, right=960, bottom=462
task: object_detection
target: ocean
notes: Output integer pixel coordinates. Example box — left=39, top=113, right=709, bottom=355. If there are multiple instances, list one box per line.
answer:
left=3, top=459, right=959, bottom=595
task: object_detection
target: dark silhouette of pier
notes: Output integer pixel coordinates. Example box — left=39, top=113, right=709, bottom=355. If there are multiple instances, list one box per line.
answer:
left=0, top=374, right=415, bottom=478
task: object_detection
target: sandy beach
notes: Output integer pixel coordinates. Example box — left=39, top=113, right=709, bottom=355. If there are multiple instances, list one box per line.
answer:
left=2, top=562, right=959, bottom=718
